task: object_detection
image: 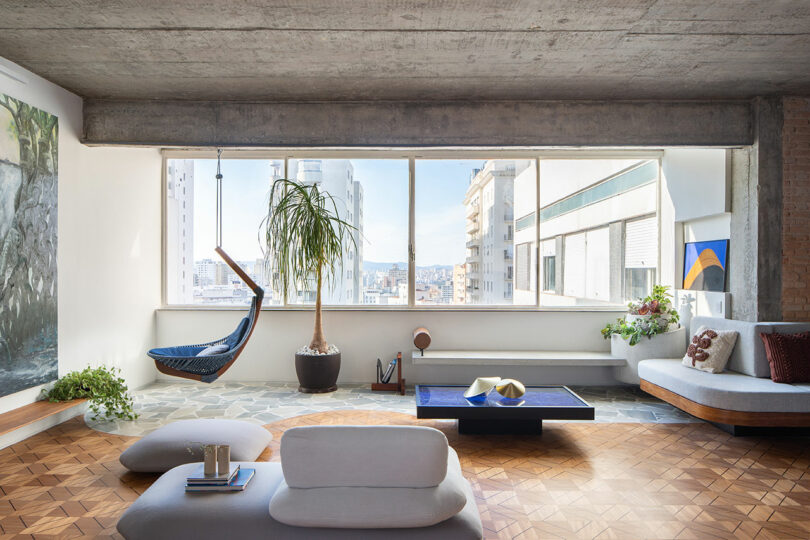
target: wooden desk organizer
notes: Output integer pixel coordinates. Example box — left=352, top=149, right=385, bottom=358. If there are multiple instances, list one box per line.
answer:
left=371, top=352, right=405, bottom=395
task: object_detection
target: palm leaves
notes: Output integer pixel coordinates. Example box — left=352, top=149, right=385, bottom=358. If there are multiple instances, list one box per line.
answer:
left=264, top=178, right=356, bottom=352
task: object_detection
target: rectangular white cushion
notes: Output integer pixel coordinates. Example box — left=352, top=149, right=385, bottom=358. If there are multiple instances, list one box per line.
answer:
left=269, top=448, right=468, bottom=529
left=280, top=425, right=448, bottom=488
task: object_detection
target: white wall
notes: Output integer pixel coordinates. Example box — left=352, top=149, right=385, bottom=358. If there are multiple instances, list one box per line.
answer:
left=0, top=57, right=161, bottom=415
left=156, top=308, right=626, bottom=386
left=663, top=149, right=729, bottom=222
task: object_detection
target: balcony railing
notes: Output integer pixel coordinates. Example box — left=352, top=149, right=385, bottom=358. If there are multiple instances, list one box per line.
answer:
left=465, top=236, right=480, bottom=248
left=465, top=219, right=480, bottom=233
left=504, top=211, right=514, bottom=222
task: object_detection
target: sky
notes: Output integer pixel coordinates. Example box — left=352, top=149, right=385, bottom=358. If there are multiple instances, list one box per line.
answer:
left=187, top=158, right=487, bottom=266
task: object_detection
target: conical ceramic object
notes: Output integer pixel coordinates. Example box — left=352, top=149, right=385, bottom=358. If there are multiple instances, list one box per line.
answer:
left=464, top=377, right=502, bottom=398
left=495, top=379, right=526, bottom=399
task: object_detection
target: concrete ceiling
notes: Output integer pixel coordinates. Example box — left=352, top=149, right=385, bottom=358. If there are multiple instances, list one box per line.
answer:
left=1, top=0, right=809, bottom=101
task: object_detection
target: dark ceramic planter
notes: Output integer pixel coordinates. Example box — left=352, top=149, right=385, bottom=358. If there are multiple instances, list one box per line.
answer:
left=295, top=351, right=341, bottom=393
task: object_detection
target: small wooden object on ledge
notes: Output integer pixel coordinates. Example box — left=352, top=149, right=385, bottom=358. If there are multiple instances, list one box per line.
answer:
left=371, top=352, right=405, bottom=395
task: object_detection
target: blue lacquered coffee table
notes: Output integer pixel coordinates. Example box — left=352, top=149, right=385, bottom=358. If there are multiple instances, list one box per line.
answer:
left=415, top=384, right=594, bottom=434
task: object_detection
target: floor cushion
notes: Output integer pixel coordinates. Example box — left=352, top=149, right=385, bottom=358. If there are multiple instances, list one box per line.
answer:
left=119, top=419, right=272, bottom=473
left=269, top=448, right=467, bottom=528
left=116, top=462, right=484, bottom=540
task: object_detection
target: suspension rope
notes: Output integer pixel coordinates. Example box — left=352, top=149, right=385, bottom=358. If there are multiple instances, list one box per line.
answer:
left=216, top=148, right=223, bottom=248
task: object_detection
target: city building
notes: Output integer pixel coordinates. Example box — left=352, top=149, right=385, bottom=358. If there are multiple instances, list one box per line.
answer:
left=165, top=159, right=194, bottom=304
left=463, top=160, right=531, bottom=304
left=287, top=159, right=363, bottom=304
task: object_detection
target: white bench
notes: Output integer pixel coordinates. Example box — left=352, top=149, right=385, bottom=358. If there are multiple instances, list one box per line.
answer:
left=411, top=350, right=624, bottom=367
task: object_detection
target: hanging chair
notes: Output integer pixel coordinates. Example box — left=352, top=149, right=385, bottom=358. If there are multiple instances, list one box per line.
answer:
left=148, top=151, right=264, bottom=383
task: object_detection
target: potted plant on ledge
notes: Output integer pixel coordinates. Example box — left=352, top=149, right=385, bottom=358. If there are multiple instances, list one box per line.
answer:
left=602, top=285, right=685, bottom=384
left=264, top=178, right=357, bottom=393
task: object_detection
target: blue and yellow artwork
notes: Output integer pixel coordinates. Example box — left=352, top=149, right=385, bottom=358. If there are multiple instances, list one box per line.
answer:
left=683, top=240, right=728, bottom=292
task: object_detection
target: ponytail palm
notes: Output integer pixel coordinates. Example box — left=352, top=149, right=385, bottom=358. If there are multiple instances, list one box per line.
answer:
left=264, top=179, right=356, bottom=353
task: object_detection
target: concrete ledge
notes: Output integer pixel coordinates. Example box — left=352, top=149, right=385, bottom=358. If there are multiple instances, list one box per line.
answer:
left=412, top=350, right=624, bottom=366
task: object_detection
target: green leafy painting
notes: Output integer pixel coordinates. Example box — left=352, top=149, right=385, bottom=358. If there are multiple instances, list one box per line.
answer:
left=0, top=93, right=58, bottom=397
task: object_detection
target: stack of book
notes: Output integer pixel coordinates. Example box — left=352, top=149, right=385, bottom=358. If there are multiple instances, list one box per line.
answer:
left=185, top=463, right=255, bottom=493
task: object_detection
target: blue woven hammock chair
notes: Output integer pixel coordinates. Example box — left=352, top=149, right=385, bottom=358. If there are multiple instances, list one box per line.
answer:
left=149, top=151, right=264, bottom=383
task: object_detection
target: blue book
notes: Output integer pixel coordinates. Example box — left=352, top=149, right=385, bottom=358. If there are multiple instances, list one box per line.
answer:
left=185, top=468, right=255, bottom=492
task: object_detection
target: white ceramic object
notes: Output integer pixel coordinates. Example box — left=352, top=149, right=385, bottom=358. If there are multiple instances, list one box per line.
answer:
left=217, top=444, right=230, bottom=475
left=611, top=326, right=687, bottom=384
left=463, top=377, right=501, bottom=398
left=203, top=444, right=217, bottom=476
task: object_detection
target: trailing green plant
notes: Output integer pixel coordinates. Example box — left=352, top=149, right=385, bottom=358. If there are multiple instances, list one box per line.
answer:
left=601, top=285, right=680, bottom=346
left=45, top=366, right=137, bottom=420
left=263, top=178, right=357, bottom=353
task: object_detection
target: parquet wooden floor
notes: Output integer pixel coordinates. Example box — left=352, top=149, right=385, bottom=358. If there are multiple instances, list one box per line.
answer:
left=2, top=412, right=810, bottom=539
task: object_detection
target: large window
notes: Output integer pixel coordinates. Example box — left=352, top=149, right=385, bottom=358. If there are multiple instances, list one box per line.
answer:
left=164, top=152, right=660, bottom=308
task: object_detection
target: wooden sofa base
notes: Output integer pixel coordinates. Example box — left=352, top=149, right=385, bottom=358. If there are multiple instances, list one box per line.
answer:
left=640, top=380, right=810, bottom=427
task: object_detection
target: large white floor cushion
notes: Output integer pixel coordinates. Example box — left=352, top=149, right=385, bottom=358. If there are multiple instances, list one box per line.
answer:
left=117, top=462, right=483, bottom=539
left=119, top=419, right=272, bottom=473
left=269, top=448, right=467, bottom=528
left=280, top=425, right=449, bottom=488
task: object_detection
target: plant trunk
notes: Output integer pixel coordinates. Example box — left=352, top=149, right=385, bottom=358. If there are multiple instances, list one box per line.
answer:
left=309, top=264, right=328, bottom=353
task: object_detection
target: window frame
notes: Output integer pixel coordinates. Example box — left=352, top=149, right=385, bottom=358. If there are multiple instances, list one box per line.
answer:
left=161, top=148, right=662, bottom=312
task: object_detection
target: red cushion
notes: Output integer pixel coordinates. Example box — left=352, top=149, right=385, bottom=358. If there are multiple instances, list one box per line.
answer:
left=760, top=331, right=810, bottom=383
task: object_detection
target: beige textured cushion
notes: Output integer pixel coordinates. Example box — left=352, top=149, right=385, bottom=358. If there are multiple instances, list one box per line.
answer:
left=280, top=425, right=448, bottom=488
left=269, top=448, right=468, bottom=528
left=682, top=325, right=738, bottom=373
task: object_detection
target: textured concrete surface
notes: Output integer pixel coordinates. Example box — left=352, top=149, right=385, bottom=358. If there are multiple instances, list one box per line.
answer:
left=82, top=99, right=753, bottom=146
left=1, top=1, right=809, bottom=101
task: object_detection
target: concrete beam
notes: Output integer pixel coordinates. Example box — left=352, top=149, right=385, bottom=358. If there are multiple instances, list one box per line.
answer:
left=82, top=99, right=753, bottom=147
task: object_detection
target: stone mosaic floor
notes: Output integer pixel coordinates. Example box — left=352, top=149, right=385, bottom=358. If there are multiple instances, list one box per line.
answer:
left=86, top=382, right=700, bottom=436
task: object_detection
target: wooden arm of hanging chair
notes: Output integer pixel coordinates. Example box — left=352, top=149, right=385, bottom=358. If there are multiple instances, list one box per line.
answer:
left=215, top=246, right=264, bottom=296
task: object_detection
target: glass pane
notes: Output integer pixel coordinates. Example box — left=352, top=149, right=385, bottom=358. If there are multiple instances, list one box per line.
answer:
left=415, top=159, right=537, bottom=306
left=539, top=159, right=658, bottom=307
left=286, top=159, right=409, bottom=306
left=165, top=158, right=284, bottom=306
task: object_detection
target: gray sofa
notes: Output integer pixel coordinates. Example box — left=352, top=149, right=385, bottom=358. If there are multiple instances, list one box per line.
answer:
left=638, top=316, right=810, bottom=432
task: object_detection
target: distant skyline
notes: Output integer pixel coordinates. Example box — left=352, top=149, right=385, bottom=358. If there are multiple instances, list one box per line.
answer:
left=189, top=158, right=488, bottom=265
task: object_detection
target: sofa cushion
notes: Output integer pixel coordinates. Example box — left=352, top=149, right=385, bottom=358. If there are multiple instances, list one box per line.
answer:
left=639, top=358, right=810, bottom=412
left=119, top=419, right=272, bottom=473
left=682, top=325, right=738, bottom=373
left=269, top=448, right=467, bottom=528
left=117, top=461, right=483, bottom=540
left=280, top=425, right=449, bottom=488
left=761, top=332, right=810, bottom=383
left=689, top=317, right=772, bottom=377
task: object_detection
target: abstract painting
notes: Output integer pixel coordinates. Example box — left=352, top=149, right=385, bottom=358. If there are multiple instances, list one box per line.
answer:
left=683, top=239, right=728, bottom=292
left=0, top=93, right=58, bottom=397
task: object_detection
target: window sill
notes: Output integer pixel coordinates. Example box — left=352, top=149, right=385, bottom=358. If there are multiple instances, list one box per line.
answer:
left=157, top=305, right=628, bottom=313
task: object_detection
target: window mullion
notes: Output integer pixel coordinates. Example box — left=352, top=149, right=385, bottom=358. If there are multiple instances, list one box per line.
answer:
left=408, top=157, right=415, bottom=308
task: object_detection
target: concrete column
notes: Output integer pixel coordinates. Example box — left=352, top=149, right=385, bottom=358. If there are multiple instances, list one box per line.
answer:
left=729, top=97, right=783, bottom=322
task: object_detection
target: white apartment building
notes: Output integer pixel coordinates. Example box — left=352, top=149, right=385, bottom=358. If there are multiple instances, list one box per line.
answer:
left=533, top=159, right=659, bottom=306
left=165, top=159, right=194, bottom=304
left=288, top=159, right=363, bottom=304
left=463, top=160, right=531, bottom=304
